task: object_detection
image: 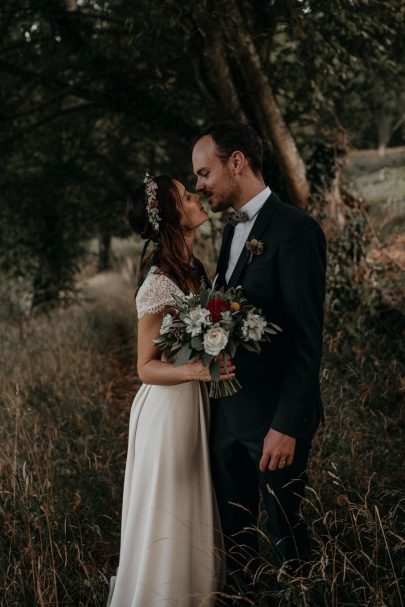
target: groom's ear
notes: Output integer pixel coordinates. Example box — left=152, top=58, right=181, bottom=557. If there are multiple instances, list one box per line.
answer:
left=230, top=151, right=245, bottom=175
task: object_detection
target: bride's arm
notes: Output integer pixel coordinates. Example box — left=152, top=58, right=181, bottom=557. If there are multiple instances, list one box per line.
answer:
left=137, top=311, right=235, bottom=386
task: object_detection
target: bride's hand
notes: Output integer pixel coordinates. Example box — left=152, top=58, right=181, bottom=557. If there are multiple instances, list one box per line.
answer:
left=218, top=353, right=233, bottom=373
left=185, top=359, right=236, bottom=382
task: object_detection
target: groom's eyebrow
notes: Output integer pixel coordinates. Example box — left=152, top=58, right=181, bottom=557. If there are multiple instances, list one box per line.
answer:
left=195, top=167, right=207, bottom=176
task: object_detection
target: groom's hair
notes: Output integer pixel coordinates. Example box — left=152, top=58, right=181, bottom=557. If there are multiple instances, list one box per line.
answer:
left=194, top=121, right=263, bottom=176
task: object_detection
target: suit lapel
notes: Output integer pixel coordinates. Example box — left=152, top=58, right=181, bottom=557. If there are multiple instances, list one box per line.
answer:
left=227, top=193, right=281, bottom=288
left=216, top=222, right=234, bottom=286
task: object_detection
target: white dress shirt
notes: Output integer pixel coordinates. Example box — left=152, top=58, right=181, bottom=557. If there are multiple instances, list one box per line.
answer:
left=225, top=186, right=271, bottom=283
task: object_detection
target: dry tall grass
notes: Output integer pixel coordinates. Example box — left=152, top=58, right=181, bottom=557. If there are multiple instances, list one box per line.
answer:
left=216, top=366, right=404, bottom=605
left=0, top=273, right=140, bottom=606
left=1, top=271, right=403, bottom=606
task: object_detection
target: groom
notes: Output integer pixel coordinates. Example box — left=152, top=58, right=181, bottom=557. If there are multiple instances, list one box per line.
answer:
left=192, top=123, right=326, bottom=584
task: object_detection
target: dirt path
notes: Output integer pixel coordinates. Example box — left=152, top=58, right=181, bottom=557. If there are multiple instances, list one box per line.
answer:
left=82, top=270, right=142, bottom=420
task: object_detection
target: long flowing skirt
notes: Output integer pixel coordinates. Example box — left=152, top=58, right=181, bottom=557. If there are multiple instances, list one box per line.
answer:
left=107, top=381, right=224, bottom=607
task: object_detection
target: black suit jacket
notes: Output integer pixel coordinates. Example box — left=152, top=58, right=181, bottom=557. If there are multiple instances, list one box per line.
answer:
left=216, top=192, right=326, bottom=441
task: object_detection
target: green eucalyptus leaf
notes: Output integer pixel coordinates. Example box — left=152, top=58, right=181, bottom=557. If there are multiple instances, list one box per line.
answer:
left=209, top=358, right=220, bottom=381
left=201, top=351, right=211, bottom=367
left=173, top=344, right=192, bottom=367
left=191, top=336, right=203, bottom=350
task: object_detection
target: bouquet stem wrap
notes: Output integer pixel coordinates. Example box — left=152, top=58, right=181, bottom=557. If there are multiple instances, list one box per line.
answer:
left=209, top=377, right=242, bottom=399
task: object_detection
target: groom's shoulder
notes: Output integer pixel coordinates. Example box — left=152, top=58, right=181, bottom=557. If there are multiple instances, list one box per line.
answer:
left=273, top=194, right=324, bottom=235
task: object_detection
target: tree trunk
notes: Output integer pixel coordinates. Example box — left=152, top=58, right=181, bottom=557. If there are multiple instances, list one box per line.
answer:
left=31, top=273, right=59, bottom=310
left=217, top=0, right=310, bottom=209
left=199, top=16, right=248, bottom=123
left=323, top=168, right=346, bottom=232
left=98, top=233, right=112, bottom=272
left=376, top=113, right=392, bottom=157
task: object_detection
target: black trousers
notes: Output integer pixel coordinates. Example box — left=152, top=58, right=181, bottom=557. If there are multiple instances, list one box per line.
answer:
left=210, top=402, right=313, bottom=585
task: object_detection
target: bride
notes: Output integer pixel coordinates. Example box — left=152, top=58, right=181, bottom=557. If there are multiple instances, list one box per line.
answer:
left=107, top=174, right=233, bottom=607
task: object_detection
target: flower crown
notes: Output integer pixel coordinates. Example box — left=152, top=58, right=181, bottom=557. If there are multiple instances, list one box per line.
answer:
left=144, top=172, right=161, bottom=233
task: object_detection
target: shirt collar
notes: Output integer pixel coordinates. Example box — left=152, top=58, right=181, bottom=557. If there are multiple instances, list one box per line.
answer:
left=239, top=186, right=271, bottom=220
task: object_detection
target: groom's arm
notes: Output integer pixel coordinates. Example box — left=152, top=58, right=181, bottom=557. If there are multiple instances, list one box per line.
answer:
left=272, top=214, right=326, bottom=438
left=260, top=214, right=326, bottom=470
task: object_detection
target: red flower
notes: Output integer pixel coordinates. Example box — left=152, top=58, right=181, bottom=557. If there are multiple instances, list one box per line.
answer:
left=206, top=298, right=229, bottom=323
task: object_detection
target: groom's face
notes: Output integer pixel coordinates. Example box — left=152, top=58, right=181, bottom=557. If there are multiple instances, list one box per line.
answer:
left=192, top=135, right=240, bottom=212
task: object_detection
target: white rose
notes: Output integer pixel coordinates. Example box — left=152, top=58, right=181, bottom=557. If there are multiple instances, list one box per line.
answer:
left=242, top=312, right=267, bottom=341
left=160, top=313, right=174, bottom=335
left=203, top=325, right=229, bottom=356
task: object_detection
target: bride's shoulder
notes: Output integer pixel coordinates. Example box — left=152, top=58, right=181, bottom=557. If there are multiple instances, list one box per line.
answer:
left=136, top=266, right=183, bottom=319
left=139, top=266, right=182, bottom=293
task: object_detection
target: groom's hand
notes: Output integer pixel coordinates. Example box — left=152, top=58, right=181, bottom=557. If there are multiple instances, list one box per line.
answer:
left=259, top=428, right=296, bottom=472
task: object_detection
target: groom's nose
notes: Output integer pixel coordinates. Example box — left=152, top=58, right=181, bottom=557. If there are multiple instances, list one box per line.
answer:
left=195, top=177, right=205, bottom=192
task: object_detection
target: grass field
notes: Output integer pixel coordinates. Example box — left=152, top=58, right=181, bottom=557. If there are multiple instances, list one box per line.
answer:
left=0, top=274, right=139, bottom=606
left=345, top=147, right=405, bottom=243
left=1, top=266, right=403, bottom=606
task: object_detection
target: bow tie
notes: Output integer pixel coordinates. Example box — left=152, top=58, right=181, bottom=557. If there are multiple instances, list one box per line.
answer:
left=227, top=210, right=249, bottom=226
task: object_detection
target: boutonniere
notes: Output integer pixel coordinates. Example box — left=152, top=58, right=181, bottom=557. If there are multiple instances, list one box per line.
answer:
left=245, top=238, right=264, bottom=263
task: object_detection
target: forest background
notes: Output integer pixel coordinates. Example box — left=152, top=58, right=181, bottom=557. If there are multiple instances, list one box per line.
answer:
left=0, top=1, right=404, bottom=606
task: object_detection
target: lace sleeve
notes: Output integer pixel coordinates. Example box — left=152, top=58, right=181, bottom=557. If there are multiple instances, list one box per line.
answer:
left=136, top=271, right=183, bottom=319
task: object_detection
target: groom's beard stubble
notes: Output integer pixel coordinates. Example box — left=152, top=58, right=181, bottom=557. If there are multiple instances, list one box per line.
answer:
left=209, top=174, right=242, bottom=213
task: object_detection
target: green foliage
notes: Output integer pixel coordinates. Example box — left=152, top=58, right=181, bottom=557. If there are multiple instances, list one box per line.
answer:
left=0, top=0, right=403, bottom=308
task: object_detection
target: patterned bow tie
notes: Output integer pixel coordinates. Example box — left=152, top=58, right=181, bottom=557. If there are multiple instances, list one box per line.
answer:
left=227, top=210, right=249, bottom=226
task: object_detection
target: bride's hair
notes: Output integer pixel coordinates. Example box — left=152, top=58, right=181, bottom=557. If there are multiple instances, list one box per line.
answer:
left=126, top=175, right=206, bottom=293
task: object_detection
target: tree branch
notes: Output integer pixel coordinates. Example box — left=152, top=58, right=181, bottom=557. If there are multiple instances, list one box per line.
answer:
left=2, top=103, right=100, bottom=145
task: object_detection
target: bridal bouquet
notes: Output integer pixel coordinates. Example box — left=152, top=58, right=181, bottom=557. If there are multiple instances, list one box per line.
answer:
left=154, top=278, right=282, bottom=398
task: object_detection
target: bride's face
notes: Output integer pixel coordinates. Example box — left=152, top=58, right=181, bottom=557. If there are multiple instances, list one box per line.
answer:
left=173, top=180, right=208, bottom=230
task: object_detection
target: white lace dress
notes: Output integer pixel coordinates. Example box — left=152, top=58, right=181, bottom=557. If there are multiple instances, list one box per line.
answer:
left=107, top=268, right=224, bottom=607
